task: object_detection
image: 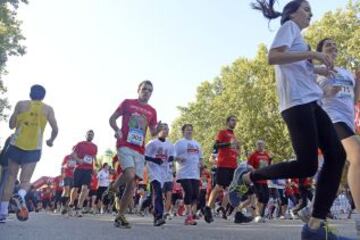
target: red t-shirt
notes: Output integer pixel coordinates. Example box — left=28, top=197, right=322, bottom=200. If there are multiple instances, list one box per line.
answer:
left=247, top=150, right=271, bottom=184
left=62, top=155, right=76, bottom=178
left=90, top=174, right=98, bottom=191
left=74, top=141, right=98, bottom=170
left=216, top=129, right=238, bottom=169
left=115, top=99, right=157, bottom=154
left=52, top=176, right=63, bottom=192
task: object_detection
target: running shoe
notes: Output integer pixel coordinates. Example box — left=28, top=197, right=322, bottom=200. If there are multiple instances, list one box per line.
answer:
left=10, top=194, right=29, bottom=222
left=184, top=215, right=197, bottom=225
left=164, top=213, right=171, bottom=220
left=114, top=214, right=131, bottom=229
left=203, top=206, right=214, bottom=223
left=75, top=209, right=83, bottom=217
left=154, top=217, right=166, bottom=227
left=60, top=206, right=68, bottom=215
left=234, top=211, right=253, bottom=224
left=301, top=222, right=356, bottom=240
left=254, top=216, right=266, bottom=223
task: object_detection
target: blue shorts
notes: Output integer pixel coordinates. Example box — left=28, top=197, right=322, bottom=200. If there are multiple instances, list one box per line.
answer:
left=7, top=145, right=41, bottom=165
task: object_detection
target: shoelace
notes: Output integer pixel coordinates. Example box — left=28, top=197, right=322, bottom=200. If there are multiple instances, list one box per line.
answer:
left=323, top=222, right=338, bottom=240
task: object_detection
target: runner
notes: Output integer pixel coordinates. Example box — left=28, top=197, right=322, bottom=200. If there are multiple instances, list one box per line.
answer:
left=0, top=85, right=58, bottom=223
left=67, top=130, right=98, bottom=217
left=242, top=1, right=351, bottom=239
left=97, top=163, right=110, bottom=214
left=247, top=140, right=271, bottom=223
left=203, top=116, right=239, bottom=223
left=315, top=37, right=360, bottom=235
left=144, top=123, right=175, bottom=226
left=60, top=154, right=76, bottom=214
left=175, top=124, right=203, bottom=225
left=109, top=80, right=160, bottom=228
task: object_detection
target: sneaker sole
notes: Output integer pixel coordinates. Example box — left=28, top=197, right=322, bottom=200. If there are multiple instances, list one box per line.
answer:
left=114, top=222, right=131, bottom=229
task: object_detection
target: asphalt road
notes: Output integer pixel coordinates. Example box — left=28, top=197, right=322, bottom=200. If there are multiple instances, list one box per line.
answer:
left=0, top=212, right=358, bottom=240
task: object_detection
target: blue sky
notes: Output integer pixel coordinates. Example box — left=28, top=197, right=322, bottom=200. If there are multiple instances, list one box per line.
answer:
left=0, top=0, right=351, bottom=180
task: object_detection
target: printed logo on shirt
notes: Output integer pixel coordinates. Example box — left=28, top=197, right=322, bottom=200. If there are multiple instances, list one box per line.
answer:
left=155, top=147, right=168, bottom=161
left=187, top=143, right=199, bottom=154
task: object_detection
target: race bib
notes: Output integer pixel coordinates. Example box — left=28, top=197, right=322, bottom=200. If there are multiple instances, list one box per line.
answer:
left=333, top=74, right=353, bottom=98
left=127, top=128, right=144, bottom=146
left=83, top=155, right=94, bottom=164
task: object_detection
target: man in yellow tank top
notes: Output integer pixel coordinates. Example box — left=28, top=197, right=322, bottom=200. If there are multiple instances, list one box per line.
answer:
left=0, top=85, right=58, bottom=223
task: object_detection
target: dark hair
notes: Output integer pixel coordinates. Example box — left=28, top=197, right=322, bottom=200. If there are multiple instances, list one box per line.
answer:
left=138, top=80, right=153, bottom=91
left=181, top=124, right=193, bottom=133
left=251, top=0, right=306, bottom=25
left=30, top=84, right=46, bottom=100
left=226, top=115, right=237, bottom=123
left=102, top=162, right=108, bottom=169
left=316, top=38, right=332, bottom=52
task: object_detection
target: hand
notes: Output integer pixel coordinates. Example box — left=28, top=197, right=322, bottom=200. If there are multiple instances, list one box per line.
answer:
left=316, top=66, right=337, bottom=78
left=114, top=130, right=122, bottom=140
left=312, top=52, right=334, bottom=69
left=46, top=139, right=54, bottom=147
left=156, top=120, right=162, bottom=133
left=355, top=69, right=360, bottom=81
left=330, top=86, right=342, bottom=96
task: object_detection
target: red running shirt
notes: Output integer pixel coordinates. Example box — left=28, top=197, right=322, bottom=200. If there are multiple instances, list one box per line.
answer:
left=74, top=141, right=98, bottom=170
left=247, top=151, right=271, bottom=184
left=90, top=174, right=98, bottom=191
left=216, top=129, right=238, bottom=169
left=62, top=155, right=76, bottom=178
left=115, top=99, right=157, bottom=154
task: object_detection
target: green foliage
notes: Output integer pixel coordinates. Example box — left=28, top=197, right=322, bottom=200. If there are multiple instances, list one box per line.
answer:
left=170, top=1, right=360, bottom=166
left=0, top=0, right=27, bottom=120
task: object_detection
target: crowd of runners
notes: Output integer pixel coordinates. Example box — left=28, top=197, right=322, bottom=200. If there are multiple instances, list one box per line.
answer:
left=0, top=0, right=360, bottom=239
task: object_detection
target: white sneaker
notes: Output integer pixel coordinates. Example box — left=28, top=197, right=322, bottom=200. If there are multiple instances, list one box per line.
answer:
left=254, top=216, right=265, bottom=223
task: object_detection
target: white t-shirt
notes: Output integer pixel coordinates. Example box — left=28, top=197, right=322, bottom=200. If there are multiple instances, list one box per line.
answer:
left=318, top=67, right=355, bottom=131
left=174, top=138, right=202, bottom=180
left=97, top=169, right=110, bottom=187
left=271, top=20, right=322, bottom=112
left=145, top=139, right=175, bottom=185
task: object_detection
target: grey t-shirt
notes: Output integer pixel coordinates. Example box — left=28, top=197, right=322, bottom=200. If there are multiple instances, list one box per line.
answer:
left=271, top=20, right=322, bottom=112
left=318, top=67, right=355, bottom=130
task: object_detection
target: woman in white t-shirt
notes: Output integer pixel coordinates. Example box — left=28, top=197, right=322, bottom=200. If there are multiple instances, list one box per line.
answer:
left=97, top=163, right=110, bottom=214
left=175, top=124, right=203, bottom=226
left=237, top=1, right=349, bottom=239
left=316, top=37, right=360, bottom=234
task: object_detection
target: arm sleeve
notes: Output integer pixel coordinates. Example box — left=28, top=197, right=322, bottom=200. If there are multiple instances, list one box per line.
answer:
left=115, top=100, right=127, bottom=115
left=270, top=21, right=297, bottom=50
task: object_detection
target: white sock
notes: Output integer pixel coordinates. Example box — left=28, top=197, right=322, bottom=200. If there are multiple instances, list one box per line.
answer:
left=18, top=189, right=27, bottom=200
left=0, top=201, right=9, bottom=216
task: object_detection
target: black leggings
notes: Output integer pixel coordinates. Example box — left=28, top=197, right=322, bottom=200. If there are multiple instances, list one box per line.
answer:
left=178, top=179, right=200, bottom=205
left=250, top=102, right=346, bottom=219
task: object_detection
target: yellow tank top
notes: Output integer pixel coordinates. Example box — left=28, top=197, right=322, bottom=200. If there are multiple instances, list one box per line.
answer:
left=12, top=101, right=47, bottom=150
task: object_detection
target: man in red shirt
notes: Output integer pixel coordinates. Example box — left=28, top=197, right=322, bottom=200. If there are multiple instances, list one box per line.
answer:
left=203, top=115, right=239, bottom=223
left=247, top=140, right=271, bottom=223
left=109, top=80, right=160, bottom=228
left=60, top=154, right=76, bottom=214
left=67, top=130, right=98, bottom=217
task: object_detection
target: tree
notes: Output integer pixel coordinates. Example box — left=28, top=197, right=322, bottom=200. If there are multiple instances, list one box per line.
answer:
left=0, top=0, right=27, bottom=120
left=170, top=1, right=360, bottom=166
